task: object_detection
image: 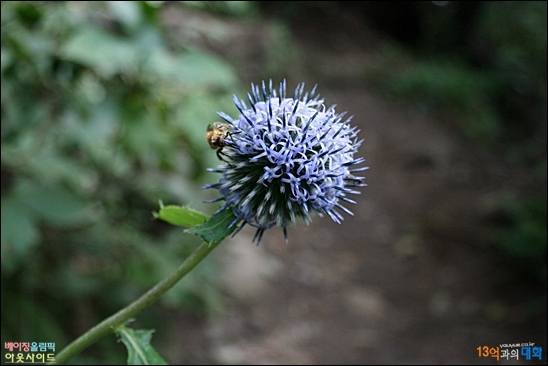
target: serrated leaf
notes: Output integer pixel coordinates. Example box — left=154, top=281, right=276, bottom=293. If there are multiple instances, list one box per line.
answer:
left=115, top=324, right=168, bottom=365
left=185, top=207, right=238, bottom=245
left=153, top=204, right=209, bottom=227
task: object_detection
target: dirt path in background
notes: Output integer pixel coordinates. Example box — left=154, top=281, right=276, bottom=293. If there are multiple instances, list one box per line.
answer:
left=163, top=5, right=546, bottom=364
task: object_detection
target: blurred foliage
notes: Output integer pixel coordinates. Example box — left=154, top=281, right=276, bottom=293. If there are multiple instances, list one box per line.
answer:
left=494, top=195, right=547, bottom=283
left=384, top=60, right=503, bottom=146
left=179, top=1, right=258, bottom=18
left=356, top=1, right=547, bottom=285
left=358, top=1, right=547, bottom=285
left=366, top=2, right=546, bottom=161
left=1, top=1, right=244, bottom=363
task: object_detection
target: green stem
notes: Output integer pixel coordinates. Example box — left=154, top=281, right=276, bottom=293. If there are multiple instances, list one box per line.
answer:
left=53, top=240, right=222, bottom=364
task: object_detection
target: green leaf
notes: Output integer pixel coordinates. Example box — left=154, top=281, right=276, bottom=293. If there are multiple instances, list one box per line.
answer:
left=106, top=1, right=142, bottom=31
left=185, top=207, right=238, bottom=245
left=115, top=324, right=168, bottom=365
left=153, top=202, right=209, bottom=227
left=152, top=50, right=237, bottom=88
left=61, top=26, right=138, bottom=77
left=17, top=181, right=92, bottom=226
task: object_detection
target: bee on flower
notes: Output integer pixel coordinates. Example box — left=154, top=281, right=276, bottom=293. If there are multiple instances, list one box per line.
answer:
left=204, top=80, right=367, bottom=244
left=206, top=121, right=233, bottom=162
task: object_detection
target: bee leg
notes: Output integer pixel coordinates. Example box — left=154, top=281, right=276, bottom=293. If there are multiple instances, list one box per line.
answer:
left=344, top=175, right=365, bottom=187
left=217, top=148, right=234, bottom=167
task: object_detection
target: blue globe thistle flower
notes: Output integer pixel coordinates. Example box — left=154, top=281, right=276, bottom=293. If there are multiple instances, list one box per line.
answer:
left=205, top=80, right=367, bottom=244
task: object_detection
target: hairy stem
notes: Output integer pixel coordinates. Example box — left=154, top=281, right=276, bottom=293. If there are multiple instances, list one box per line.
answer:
left=54, top=240, right=221, bottom=364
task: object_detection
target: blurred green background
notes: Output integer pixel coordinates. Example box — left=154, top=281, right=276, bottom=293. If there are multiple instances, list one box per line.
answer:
left=1, top=1, right=546, bottom=364
left=1, top=2, right=248, bottom=363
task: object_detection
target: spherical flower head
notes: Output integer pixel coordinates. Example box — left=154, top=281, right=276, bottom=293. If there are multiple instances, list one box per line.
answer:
left=205, top=80, right=367, bottom=243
